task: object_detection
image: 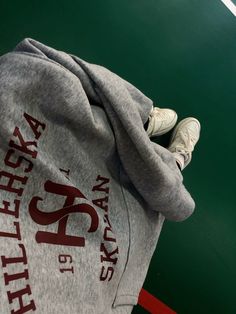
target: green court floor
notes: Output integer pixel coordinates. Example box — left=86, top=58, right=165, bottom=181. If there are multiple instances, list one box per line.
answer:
left=1, top=1, right=236, bottom=313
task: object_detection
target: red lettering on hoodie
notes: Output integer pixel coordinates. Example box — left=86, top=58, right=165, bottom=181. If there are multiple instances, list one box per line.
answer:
left=28, top=180, right=99, bottom=247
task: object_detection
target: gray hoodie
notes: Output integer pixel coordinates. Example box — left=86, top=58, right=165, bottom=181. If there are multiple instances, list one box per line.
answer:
left=0, top=38, right=195, bottom=314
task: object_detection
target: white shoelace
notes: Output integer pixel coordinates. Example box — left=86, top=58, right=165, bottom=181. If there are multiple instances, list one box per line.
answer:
left=150, top=107, right=169, bottom=120
left=171, top=128, right=197, bottom=158
left=149, top=107, right=170, bottom=133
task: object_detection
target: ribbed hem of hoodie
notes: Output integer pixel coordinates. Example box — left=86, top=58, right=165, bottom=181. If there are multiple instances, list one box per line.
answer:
left=112, top=295, right=138, bottom=307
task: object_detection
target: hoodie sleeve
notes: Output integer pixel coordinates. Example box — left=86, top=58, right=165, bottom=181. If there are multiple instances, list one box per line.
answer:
left=68, top=57, right=196, bottom=222
left=66, top=57, right=195, bottom=222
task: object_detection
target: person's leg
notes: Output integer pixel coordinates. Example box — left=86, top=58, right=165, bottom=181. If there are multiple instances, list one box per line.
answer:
left=168, top=117, right=201, bottom=171
left=144, top=105, right=178, bottom=137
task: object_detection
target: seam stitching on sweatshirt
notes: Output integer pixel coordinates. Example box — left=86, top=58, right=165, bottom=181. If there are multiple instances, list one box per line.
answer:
left=115, top=294, right=137, bottom=297
left=111, top=163, right=132, bottom=302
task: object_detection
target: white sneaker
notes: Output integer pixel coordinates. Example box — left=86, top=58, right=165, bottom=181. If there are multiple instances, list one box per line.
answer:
left=168, top=117, right=201, bottom=170
left=146, top=106, right=178, bottom=137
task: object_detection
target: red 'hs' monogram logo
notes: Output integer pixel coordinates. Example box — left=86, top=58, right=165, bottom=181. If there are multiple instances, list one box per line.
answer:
left=28, top=179, right=99, bottom=247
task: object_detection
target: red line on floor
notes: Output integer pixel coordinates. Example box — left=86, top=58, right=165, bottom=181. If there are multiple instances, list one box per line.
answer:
left=138, top=288, right=177, bottom=314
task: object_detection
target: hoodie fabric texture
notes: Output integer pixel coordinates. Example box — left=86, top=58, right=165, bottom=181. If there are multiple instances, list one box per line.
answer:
left=0, top=38, right=195, bottom=314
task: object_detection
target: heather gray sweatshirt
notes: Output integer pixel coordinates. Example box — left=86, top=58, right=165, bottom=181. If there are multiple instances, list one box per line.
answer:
left=0, top=38, right=195, bottom=314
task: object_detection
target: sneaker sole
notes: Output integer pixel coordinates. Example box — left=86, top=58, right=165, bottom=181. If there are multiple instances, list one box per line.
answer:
left=169, top=117, right=201, bottom=145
